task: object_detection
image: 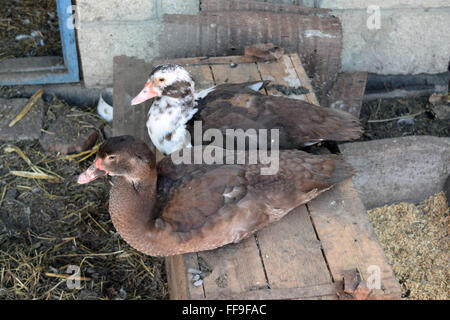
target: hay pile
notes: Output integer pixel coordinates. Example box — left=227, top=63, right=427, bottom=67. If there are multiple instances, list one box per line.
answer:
left=0, top=0, right=62, bottom=59
left=368, top=193, right=449, bottom=299
left=0, top=96, right=168, bottom=300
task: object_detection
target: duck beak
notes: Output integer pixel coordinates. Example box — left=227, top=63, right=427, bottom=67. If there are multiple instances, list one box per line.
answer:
left=131, top=81, right=159, bottom=105
left=77, top=159, right=108, bottom=184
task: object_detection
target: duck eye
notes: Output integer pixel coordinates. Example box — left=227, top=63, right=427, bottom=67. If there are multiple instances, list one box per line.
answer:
left=158, top=78, right=165, bottom=82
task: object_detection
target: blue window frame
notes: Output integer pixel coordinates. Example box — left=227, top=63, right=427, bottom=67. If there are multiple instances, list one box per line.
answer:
left=0, top=0, right=80, bottom=85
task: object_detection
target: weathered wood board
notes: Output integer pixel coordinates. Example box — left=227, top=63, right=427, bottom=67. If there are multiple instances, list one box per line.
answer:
left=113, top=54, right=401, bottom=300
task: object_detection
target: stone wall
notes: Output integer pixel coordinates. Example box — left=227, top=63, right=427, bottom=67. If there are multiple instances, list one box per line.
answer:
left=76, top=0, right=450, bottom=87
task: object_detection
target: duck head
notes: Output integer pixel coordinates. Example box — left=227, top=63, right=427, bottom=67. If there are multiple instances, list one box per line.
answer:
left=131, top=64, right=195, bottom=105
left=78, top=136, right=155, bottom=184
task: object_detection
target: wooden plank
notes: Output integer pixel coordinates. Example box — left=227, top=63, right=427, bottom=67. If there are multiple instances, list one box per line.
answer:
left=198, top=236, right=269, bottom=298
left=184, top=65, right=215, bottom=90
left=288, top=54, right=320, bottom=106
left=166, top=253, right=205, bottom=299
left=165, top=255, right=189, bottom=300
left=211, top=63, right=262, bottom=84
left=326, top=72, right=368, bottom=118
left=257, top=55, right=310, bottom=100
left=205, top=282, right=341, bottom=300
left=255, top=58, right=333, bottom=292
left=256, top=205, right=333, bottom=289
left=306, top=179, right=402, bottom=299
left=153, top=55, right=261, bottom=67
left=113, top=56, right=153, bottom=150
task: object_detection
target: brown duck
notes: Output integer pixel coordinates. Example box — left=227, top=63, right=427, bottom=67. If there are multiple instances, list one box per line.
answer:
left=131, top=64, right=362, bottom=155
left=78, top=135, right=353, bottom=257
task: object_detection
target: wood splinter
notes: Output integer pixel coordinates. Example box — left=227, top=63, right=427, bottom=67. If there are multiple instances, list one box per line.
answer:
left=339, top=269, right=372, bottom=300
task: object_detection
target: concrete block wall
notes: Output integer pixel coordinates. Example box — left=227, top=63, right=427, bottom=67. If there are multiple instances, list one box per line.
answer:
left=76, top=0, right=199, bottom=87
left=318, top=1, right=450, bottom=75
left=76, top=0, right=450, bottom=87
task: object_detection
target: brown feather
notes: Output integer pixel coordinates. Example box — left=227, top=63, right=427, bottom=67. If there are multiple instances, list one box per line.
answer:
left=195, top=83, right=363, bottom=148
left=88, top=136, right=355, bottom=257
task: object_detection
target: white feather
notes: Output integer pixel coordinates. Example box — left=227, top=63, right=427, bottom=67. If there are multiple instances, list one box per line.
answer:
left=194, top=86, right=216, bottom=101
left=147, top=96, right=197, bottom=155
left=152, top=66, right=193, bottom=87
left=246, top=81, right=265, bottom=92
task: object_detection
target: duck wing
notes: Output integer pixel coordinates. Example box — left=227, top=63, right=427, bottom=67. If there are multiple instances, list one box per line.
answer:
left=155, top=150, right=353, bottom=247
left=195, top=83, right=362, bottom=148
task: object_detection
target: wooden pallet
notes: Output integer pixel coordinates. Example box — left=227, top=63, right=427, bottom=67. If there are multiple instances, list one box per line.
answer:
left=113, top=54, right=402, bottom=300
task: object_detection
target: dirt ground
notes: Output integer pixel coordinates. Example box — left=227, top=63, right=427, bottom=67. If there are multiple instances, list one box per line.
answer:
left=0, top=96, right=168, bottom=300
left=0, top=0, right=61, bottom=59
left=360, top=96, right=450, bottom=141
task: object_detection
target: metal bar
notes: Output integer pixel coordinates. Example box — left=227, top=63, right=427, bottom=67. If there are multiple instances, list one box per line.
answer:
left=56, top=0, right=79, bottom=82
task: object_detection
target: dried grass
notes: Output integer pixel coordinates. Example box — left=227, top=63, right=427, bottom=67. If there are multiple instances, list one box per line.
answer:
left=0, top=0, right=62, bottom=58
left=368, top=193, right=449, bottom=299
left=0, top=97, right=168, bottom=300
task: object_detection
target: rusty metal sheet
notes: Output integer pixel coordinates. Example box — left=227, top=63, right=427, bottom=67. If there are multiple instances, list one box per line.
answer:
left=200, top=0, right=330, bottom=16
left=326, top=72, right=368, bottom=118
left=160, top=11, right=342, bottom=105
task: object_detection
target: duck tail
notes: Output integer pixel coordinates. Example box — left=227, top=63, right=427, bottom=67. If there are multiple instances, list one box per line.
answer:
left=325, top=154, right=355, bottom=185
left=327, top=109, right=364, bottom=141
left=226, top=80, right=271, bottom=92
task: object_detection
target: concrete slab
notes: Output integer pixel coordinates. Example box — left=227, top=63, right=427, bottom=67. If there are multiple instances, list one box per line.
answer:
left=340, top=136, right=450, bottom=208
left=0, top=98, right=44, bottom=141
